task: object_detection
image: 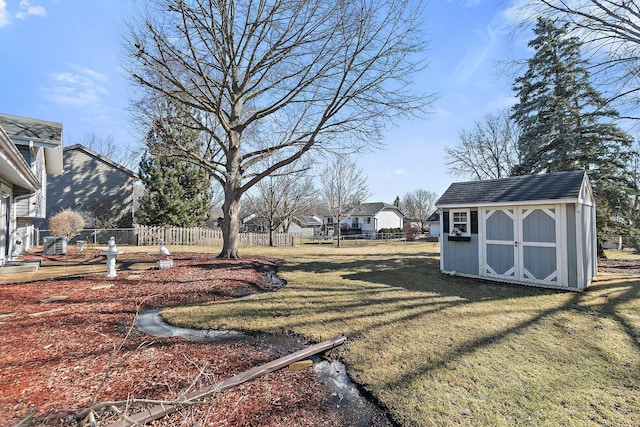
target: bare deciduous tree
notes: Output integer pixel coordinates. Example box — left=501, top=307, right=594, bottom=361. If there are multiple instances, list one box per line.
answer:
left=125, top=0, right=432, bottom=258
left=518, top=1, right=640, bottom=119
left=401, top=189, right=438, bottom=230
left=320, top=155, right=371, bottom=247
left=444, top=111, right=520, bottom=180
left=245, top=163, right=315, bottom=246
left=77, top=133, right=138, bottom=169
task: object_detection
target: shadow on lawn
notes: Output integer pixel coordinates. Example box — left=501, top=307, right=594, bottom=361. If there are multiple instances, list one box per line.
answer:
left=289, top=251, right=555, bottom=302
left=283, top=249, right=640, bottom=369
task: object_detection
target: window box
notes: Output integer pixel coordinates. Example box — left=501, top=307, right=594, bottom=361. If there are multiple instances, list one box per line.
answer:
left=448, top=235, right=471, bottom=242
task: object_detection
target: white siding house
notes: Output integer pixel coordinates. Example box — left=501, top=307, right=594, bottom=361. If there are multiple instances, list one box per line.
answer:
left=324, top=202, right=404, bottom=237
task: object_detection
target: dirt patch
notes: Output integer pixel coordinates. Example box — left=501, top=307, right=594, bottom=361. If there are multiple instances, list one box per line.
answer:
left=0, top=253, right=385, bottom=426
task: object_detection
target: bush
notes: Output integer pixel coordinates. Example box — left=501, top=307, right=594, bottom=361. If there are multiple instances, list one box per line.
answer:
left=48, top=209, right=85, bottom=240
left=403, top=225, right=421, bottom=241
left=378, top=228, right=402, bottom=234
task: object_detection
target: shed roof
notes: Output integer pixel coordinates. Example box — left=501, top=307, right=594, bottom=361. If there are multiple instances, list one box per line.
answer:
left=437, top=170, right=588, bottom=207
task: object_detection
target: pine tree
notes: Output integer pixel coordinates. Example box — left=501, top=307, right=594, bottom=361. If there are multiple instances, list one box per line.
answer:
left=512, top=17, right=637, bottom=242
left=136, top=152, right=213, bottom=227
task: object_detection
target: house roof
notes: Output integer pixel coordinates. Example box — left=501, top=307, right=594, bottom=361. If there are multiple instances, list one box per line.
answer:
left=0, top=126, right=40, bottom=194
left=0, top=113, right=63, bottom=174
left=294, top=216, right=323, bottom=227
left=426, top=211, right=439, bottom=222
left=436, top=170, right=588, bottom=207
left=65, top=144, right=138, bottom=178
left=349, top=202, right=404, bottom=216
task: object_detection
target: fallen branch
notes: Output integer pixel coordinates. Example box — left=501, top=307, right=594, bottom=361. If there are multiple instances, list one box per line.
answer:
left=104, top=335, right=347, bottom=427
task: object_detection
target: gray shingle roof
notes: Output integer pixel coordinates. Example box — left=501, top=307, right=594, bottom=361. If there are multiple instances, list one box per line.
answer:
left=436, top=170, right=587, bottom=206
left=349, top=202, right=403, bottom=216
left=0, top=113, right=62, bottom=142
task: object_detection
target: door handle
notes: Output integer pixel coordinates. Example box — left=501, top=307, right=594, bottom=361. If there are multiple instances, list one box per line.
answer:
left=514, top=241, right=518, bottom=247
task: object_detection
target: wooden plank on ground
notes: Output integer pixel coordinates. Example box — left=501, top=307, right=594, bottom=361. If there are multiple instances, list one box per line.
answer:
left=105, top=335, right=346, bottom=427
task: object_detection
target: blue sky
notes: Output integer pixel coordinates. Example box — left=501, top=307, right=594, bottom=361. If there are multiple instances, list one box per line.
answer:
left=0, top=0, right=532, bottom=203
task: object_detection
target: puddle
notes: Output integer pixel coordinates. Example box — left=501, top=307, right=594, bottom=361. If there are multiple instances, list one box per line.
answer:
left=135, top=309, right=395, bottom=426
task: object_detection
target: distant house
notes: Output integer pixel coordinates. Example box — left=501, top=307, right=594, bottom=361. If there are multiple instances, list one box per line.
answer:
left=0, top=113, right=63, bottom=260
left=323, top=202, right=405, bottom=237
left=35, top=144, right=138, bottom=230
left=288, top=215, right=323, bottom=237
left=436, top=170, right=596, bottom=291
left=426, top=211, right=440, bottom=237
left=240, top=214, right=322, bottom=237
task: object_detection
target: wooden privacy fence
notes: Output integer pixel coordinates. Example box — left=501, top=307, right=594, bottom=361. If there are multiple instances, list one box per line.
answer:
left=135, top=225, right=294, bottom=247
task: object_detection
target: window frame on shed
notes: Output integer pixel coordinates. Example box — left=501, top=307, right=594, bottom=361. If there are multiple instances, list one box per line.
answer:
left=450, top=209, right=471, bottom=236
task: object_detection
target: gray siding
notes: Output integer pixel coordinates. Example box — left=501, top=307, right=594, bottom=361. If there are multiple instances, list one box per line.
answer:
left=36, top=147, right=136, bottom=228
left=566, top=204, right=578, bottom=288
left=583, top=204, right=597, bottom=286
left=442, top=238, right=479, bottom=275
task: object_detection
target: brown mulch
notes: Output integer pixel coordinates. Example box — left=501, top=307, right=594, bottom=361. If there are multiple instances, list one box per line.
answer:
left=0, top=253, right=348, bottom=427
left=598, top=257, right=640, bottom=275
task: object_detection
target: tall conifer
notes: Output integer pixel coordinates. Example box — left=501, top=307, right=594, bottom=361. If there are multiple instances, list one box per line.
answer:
left=136, top=153, right=213, bottom=227
left=512, top=17, right=637, bottom=242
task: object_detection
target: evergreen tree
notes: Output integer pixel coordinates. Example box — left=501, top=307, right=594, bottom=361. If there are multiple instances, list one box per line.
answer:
left=137, top=152, right=212, bottom=227
left=136, top=152, right=212, bottom=227
left=512, top=18, right=637, bottom=243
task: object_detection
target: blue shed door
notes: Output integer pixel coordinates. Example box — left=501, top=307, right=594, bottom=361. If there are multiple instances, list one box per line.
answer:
left=481, top=205, right=564, bottom=287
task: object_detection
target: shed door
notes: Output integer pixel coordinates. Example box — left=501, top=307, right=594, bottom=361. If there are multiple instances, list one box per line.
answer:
left=481, top=205, right=563, bottom=287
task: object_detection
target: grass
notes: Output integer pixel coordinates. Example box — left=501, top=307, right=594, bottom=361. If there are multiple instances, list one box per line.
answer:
left=161, top=242, right=640, bottom=426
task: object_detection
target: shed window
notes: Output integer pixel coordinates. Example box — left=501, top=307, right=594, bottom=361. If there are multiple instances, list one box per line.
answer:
left=450, top=209, right=470, bottom=236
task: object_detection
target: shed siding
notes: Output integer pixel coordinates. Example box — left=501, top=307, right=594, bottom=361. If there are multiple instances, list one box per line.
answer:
left=583, top=204, right=597, bottom=286
left=442, top=238, right=479, bottom=274
left=566, top=204, right=578, bottom=288
left=486, top=209, right=513, bottom=241
left=437, top=171, right=595, bottom=291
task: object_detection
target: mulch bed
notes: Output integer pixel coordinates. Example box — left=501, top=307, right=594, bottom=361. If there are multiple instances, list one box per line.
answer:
left=0, top=253, right=345, bottom=426
left=598, top=257, right=640, bottom=275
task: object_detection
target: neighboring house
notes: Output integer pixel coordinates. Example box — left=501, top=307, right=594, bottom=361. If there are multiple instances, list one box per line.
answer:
left=0, top=113, right=63, bottom=261
left=426, top=211, right=440, bottom=237
left=436, top=170, right=596, bottom=291
left=34, top=144, right=138, bottom=231
left=240, top=213, right=264, bottom=232
left=323, top=202, right=405, bottom=237
left=288, top=215, right=323, bottom=237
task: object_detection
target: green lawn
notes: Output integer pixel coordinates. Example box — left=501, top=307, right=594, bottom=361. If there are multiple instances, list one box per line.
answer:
left=161, top=242, right=640, bottom=426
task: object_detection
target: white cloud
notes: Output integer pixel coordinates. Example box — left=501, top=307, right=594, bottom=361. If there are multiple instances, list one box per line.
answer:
left=41, top=65, right=110, bottom=109
left=452, top=25, right=497, bottom=85
left=392, top=168, right=407, bottom=176
left=0, top=0, right=10, bottom=27
left=16, top=0, right=46, bottom=19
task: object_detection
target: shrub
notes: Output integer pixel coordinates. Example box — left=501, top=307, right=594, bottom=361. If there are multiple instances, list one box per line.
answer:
left=48, top=209, right=85, bottom=240
left=403, top=225, right=421, bottom=241
left=378, top=227, right=402, bottom=234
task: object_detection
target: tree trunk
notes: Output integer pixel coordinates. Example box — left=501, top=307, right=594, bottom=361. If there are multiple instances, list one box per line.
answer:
left=597, top=239, right=607, bottom=259
left=219, top=132, right=243, bottom=259
left=269, top=222, right=275, bottom=247
left=219, top=193, right=241, bottom=259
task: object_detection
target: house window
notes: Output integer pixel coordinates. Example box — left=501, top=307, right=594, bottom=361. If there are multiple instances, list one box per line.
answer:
left=327, top=217, right=333, bottom=225
left=450, top=209, right=470, bottom=236
left=365, top=217, right=371, bottom=224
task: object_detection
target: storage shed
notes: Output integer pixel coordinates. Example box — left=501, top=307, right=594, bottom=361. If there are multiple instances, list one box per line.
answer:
left=436, top=170, right=596, bottom=291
